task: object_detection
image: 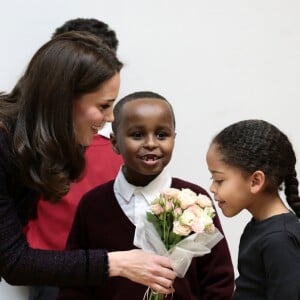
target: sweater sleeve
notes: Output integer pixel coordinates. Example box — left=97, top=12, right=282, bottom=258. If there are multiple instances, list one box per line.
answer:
left=0, top=154, right=106, bottom=287
left=57, top=198, right=105, bottom=299
left=262, top=231, right=300, bottom=299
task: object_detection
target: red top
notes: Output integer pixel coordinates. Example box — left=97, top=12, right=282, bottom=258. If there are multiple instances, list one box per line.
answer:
left=24, top=135, right=123, bottom=250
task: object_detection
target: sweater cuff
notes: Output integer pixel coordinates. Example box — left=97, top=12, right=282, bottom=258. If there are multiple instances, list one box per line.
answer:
left=103, top=249, right=109, bottom=281
left=85, top=249, right=108, bottom=286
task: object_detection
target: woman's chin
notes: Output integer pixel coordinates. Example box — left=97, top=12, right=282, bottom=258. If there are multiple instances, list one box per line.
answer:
left=78, top=136, right=93, bottom=147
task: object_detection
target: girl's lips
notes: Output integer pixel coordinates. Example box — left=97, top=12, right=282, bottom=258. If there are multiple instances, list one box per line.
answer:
left=217, top=201, right=225, bottom=208
left=214, top=198, right=224, bottom=205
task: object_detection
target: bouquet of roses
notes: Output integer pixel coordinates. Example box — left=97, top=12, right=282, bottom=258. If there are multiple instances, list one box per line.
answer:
left=134, top=187, right=223, bottom=300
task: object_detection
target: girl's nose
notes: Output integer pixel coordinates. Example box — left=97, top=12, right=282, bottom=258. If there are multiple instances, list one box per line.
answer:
left=209, top=183, right=215, bottom=194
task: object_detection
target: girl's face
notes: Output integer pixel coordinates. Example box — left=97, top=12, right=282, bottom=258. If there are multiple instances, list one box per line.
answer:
left=112, top=98, right=176, bottom=186
left=206, top=143, right=254, bottom=217
left=72, top=73, right=120, bottom=146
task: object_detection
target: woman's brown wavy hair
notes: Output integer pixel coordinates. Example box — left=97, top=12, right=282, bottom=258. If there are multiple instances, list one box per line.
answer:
left=0, top=31, right=122, bottom=201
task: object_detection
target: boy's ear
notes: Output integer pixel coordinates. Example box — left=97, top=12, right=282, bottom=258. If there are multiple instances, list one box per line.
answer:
left=110, top=133, right=120, bottom=154
left=250, top=170, right=265, bottom=194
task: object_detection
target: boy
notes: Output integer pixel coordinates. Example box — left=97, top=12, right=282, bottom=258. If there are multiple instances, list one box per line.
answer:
left=58, top=91, right=234, bottom=299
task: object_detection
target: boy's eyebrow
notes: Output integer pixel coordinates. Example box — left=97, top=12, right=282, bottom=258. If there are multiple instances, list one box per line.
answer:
left=126, top=125, right=144, bottom=130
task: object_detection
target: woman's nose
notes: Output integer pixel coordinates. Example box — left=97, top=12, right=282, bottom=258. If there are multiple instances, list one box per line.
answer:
left=103, top=108, right=114, bottom=123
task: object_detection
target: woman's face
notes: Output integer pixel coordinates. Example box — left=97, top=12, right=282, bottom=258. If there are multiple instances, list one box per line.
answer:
left=72, top=73, right=120, bottom=146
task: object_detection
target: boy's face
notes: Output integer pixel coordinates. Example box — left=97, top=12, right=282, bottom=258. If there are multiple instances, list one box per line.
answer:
left=111, top=98, right=176, bottom=186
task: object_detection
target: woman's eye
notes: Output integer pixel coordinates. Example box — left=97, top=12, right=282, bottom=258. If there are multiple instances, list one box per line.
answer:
left=96, top=102, right=111, bottom=112
left=99, top=104, right=110, bottom=110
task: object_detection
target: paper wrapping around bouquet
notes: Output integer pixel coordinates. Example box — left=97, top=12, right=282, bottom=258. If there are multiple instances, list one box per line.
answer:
left=134, top=217, right=224, bottom=278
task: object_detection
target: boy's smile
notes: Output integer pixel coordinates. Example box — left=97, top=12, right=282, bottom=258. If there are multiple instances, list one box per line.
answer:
left=111, top=97, right=176, bottom=186
left=139, top=153, right=161, bottom=165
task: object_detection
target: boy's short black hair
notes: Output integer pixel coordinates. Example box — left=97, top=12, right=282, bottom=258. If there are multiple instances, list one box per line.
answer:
left=52, top=18, right=118, bottom=51
left=112, top=91, right=176, bottom=134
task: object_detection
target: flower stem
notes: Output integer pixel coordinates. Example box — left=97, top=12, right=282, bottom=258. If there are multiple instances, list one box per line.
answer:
left=149, top=291, right=165, bottom=300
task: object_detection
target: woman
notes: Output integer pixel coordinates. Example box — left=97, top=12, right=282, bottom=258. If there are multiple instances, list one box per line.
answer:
left=0, top=31, right=175, bottom=294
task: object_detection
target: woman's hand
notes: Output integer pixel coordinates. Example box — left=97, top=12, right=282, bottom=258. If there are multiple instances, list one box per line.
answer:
left=108, top=249, right=176, bottom=294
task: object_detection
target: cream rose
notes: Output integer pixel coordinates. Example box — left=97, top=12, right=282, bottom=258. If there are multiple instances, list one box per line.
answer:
left=179, top=210, right=196, bottom=226
left=196, top=194, right=213, bottom=207
left=178, top=188, right=197, bottom=209
left=191, top=219, right=205, bottom=233
left=173, top=207, right=182, bottom=219
left=150, top=203, right=164, bottom=215
left=173, top=220, right=191, bottom=236
left=161, top=188, right=181, bottom=200
left=185, top=204, right=203, bottom=218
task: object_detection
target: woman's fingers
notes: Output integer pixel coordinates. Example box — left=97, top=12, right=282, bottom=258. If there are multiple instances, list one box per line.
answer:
left=150, top=277, right=175, bottom=294
left=151, top=283, right=175, bottom=294
left=108, top=249, right=177, bottom=293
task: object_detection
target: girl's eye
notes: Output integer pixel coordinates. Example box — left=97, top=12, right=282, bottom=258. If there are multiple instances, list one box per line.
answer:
left=214, top=179, right=223, bottom=185
left=210, top=177, right=223, bottom=185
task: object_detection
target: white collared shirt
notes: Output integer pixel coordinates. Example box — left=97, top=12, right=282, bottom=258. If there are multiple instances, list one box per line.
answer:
left=97, top=122, right=112, bottom=139
left=113, top=167, right=172, bottom=225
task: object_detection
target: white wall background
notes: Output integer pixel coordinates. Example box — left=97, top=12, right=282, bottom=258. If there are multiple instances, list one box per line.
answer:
left=0, top=0, right=299, bottom=298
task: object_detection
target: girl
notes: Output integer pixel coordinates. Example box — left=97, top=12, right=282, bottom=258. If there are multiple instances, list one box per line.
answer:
left=206, top=119, right=300, bottom=299
left=0, top=31, right=175, bottom=293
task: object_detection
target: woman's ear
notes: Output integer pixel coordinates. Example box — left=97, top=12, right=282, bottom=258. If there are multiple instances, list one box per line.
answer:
left=250, top=170, right=265, bottom=194
left=110, top=133, right=120, bottom=154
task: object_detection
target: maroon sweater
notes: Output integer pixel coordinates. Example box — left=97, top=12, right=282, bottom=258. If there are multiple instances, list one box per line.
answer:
left=58, top=178, right=234, bottom=300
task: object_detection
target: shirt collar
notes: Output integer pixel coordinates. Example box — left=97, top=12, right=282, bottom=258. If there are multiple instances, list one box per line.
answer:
left=114, top=167, right=172, bottom=204
left=97, top=122, right=112, bottom=139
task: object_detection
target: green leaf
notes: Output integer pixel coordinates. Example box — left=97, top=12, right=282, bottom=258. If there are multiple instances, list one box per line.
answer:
left=168, top=231, right=183, bottom=248
left=146, top=212, right=158, bottom=223
left=147, top=212, right=164, bottom=238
